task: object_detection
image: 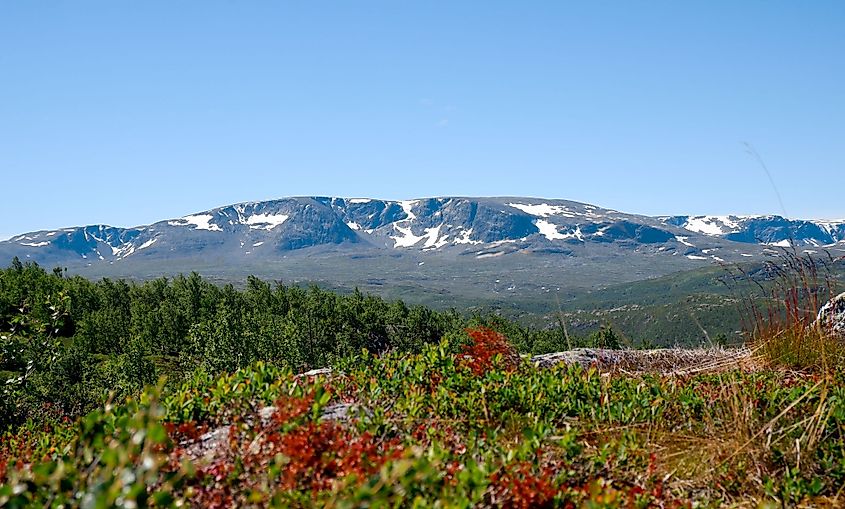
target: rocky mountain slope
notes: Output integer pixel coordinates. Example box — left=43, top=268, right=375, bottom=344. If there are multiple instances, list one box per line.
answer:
left=661, top=214, right=845, bottom=247
left=2, top=197, right=843, bottom=306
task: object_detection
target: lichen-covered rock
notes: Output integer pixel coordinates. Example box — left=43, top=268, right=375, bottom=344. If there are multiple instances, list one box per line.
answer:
left=319, top=402, right=355, bottom=421
left=255, top=402, right=359, bottom=426
left=816, top=292, right=845, bottom=339
left=296, top=367, right=333, bottom=378
left=185, top=425, right=232, bottom=462
left=530, top=347, right=753, bottom=374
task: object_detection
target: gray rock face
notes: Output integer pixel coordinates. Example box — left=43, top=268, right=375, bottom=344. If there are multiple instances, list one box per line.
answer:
left=816, top=292, right=845, bottom=339
left=531, top=347, right=753, bottom=373
left=185, top=425, right=232, bottom=462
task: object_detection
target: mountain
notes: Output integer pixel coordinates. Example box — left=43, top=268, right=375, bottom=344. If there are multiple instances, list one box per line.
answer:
left=2, top=197, right=844, bottom=311
left=660, top=215, right=845, bottom=247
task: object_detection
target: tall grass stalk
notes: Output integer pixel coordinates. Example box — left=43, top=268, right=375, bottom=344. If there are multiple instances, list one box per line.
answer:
left=725, top=246, right=843, bottom=371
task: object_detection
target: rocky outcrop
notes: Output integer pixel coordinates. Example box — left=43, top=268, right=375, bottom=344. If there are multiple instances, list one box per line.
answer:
left=815, top=292, right=845, bottom=339
left=531, top=347, right=754, bottom=374
left=185, top=425, right=233, bottom=463
left=187, top=401, right=358, bottom=463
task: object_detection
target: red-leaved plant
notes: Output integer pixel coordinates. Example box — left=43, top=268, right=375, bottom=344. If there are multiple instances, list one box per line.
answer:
left=461, top=326, right=521, bottom=375
left=488, top=461, right=559, bottom=508
left=163, top=390, right=404, bottom=506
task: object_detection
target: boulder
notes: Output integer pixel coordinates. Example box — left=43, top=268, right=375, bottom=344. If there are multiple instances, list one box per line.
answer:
left=319, top=402, right=356, bottom=421
left=815, top=292, right=845, bottom=339
left=296, top=367, right=333, bottom=378
left=256, top=401, right=360, bottom=426
left=185, top=425, right=232, bottom=462
left=530, top=347, right=753, bottom=374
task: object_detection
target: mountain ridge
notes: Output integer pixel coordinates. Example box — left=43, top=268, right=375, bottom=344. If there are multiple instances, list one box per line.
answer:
left=2, top=197, right=844, bottom=301
left=5, top=196, right=844, bottom=262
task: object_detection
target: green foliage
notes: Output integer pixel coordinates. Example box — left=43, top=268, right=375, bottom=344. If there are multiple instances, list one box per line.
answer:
left=2, top=260, right=594, bottom=431
left=119, top=337, right=158, bottom=393
left=1, top=386, right=179, bottom=508
left=589, top=324, right=622, bottom=349
left=3, top=341, right=845, bottom=506
left=8, top=254, right=843, bottom=504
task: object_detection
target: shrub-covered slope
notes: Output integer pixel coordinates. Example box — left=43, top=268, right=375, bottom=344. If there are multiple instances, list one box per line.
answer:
left=2, top=332, right=844, bottom=507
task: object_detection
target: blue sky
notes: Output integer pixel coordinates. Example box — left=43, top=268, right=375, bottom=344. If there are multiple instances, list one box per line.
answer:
left=1, top=1, right=843, bottom=240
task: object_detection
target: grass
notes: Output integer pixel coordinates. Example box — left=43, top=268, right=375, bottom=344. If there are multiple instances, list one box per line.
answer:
left=731, top=247, right=845, bottom=371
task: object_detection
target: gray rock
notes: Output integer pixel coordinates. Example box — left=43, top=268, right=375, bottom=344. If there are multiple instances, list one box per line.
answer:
left=531, top=347, right=753, bottom=374
left=256, top=401, right=358, bottom=426
left=183, top=398, right=360, bottom=463
left=320, top=402, right=355, bottom=421
left=185, top=425, right=231, bottom=462
left=815, top=292, right=845, bottom=339
left=258, top=406, right=277, bottom=427
left=531, top=349, right=612, bottom=369
left=297, top=367, right=333, bottom=378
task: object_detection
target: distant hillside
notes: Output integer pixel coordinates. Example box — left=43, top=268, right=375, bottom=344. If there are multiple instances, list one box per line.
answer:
left=2, top=197, right=843, bottom=314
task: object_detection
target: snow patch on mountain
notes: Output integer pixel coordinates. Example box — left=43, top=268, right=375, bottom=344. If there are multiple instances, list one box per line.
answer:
left=113, top=244, right=136, bottom=259
left=766, top=239, right=792, bottom=247
left=20, top=241, right=50, bottom=247
left=389, top=200, right=427, bottom=247
left=682, top=216, right=742, bottom=235
left=476, top=251, right=505, bottom=259
left=391, top=225, right=425, bottom=248
left=169, top=214, right=222, bottom=232
left=398, top=200, right=418, bottom=221
left=454, top=228, right=482, bottom=245
left=422, top=226, right=449, bottom=249
left=819, top=221, right=845, bottom=237
left=245, top=213, right=289, bottom=230
left=675, top=236, right=695, bottom=247
left=559, top=226, right=585, bottom=241
left=138, top=238, right=157, bottom=250
left=535, top=219, right=566, bottom=240
left=508, top=203, right=576, bottom=218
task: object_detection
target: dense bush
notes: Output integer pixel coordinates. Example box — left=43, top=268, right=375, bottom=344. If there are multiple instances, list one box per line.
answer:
left=0, top=259, right=620, bottom=431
